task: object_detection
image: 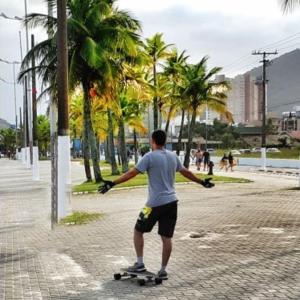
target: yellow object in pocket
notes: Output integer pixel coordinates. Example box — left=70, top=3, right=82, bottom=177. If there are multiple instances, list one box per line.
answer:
left=141, top=206, right=152, bottom=219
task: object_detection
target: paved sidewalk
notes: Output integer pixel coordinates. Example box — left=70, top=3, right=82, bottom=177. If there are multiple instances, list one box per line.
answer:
left=0, top=159, right=300, bottom=299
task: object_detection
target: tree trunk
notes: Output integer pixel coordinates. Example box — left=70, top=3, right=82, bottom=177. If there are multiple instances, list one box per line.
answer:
left=133, top=129, right=138, bottom=164
left=176, top=109, right=185, bottom=156
left=107, top=109, right=120, bottom=175
left=82, top=136, right=92, bottom=182
left=82, top=96, right=92, bottom=182
left=158, top=101, right=163, bottom=129
left=165, top=105, right=174, bottom=133
left=82, top=81, right=103, bottom=183
left=118, top=117, right=129, bottom=173
left=183, top=108, right=197, bottom=168
left=153, top=62, right=158, bottom=130
left=104, top=137, right=110, bottom=163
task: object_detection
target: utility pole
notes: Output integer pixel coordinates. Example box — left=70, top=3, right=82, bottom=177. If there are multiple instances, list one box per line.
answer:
left=19, top=30, right=26, bottom=164
left=31, top=34, right=39, bottom=180
left=24, top=76, right=30, bottom=169
left=252, top=50, right=277, bottom=147
left=12, top=62, right=18, bottom=157
left=24, top=0, right=33, bottom=166
left=19, top=107, right=22, bottom=139
left=56, top=0, right=70, bottom=221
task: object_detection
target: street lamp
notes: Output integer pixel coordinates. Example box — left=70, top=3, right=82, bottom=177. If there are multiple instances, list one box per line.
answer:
left=0, top=12, right=23, bottom=21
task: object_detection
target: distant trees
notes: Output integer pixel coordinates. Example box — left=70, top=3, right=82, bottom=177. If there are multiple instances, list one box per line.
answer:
left=0, top=128, right=16, bottom=156
left=18, top=0, right=233, bottom=178
left=182, top=119, right=239, bottom=149
left=37, top=115, right=50, bottom=158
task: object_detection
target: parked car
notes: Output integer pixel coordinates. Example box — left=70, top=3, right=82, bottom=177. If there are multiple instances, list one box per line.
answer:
left=231, top=150, right=241, bottom=156
left=266, top=148, right=281, bottom=153
left=251, top=147, right=262, bottom=153
left=239, top=149, right=251, bottom=154
left=207, top=148, right=215, bottom=153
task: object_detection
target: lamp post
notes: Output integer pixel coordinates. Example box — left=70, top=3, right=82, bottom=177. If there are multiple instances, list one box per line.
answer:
left=0, top=58, right=20, bottom=158
left=0, top=11, right=30, bottom=165
left=12, top=62, right=18, bottom=157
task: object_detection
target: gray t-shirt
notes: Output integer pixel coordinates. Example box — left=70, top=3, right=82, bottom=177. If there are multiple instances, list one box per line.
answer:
left=135, top=149, right=184, bottom=207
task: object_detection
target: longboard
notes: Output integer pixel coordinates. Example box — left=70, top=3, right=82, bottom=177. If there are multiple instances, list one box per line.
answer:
left=114, top=268, right=163, bottom=286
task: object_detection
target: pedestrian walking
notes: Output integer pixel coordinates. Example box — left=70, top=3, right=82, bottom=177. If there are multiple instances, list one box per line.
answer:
left=203, top=149, right=210, bottom=171
left=219, top=153, right=228, bottom=170
left=226, top=152, right=234, bottom=172
left=194, top=149, right=203, bottom=171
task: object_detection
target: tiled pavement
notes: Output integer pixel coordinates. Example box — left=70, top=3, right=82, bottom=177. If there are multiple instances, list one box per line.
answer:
left=0, top=159, right=299, bottom=299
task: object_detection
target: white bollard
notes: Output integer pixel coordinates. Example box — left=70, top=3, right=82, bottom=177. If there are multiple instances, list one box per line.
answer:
left=21, top=148, right=26, bottom=164
left=57, top=135, right=71, bottom=220
left=32, top=146, right=40, bottom=181
left=261, top=147, right=267, bottom=172
left=26, top=147, right=31, bottom=169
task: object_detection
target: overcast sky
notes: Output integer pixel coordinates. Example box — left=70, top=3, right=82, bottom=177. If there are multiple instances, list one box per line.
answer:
left=1, top=0, right=300, bottom=123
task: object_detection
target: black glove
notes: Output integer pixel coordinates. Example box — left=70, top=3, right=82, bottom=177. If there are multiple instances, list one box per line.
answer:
left=201, top=178, right=215, bottom=188
left=98, top=180, right=115, bottom=194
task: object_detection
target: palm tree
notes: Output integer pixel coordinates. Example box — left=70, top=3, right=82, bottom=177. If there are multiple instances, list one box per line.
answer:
left=281, top=0, right=300, bottom=12
left=36, top=115, right=50, bottom=158
left=144, top=33, right=172, bottom=129
left=20, top=0, right=141, bottom=183
left=182, top=57, right=232, bottom=168
left=163, top=48, right=188, bottom=134
left=70, top=92, right=92, bottom=181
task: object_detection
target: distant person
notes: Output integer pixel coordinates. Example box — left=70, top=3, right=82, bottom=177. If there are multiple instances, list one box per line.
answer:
left=220, top=153, right=228, bottom=170
left=203, top=150, right=210, bottom=171
left=227, top=152, right=234, bottom=172
left=194, top=149, right=203, bottom=171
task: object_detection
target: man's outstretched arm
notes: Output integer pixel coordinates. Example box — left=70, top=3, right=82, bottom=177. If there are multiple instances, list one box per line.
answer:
left=179, top=167, right=203, bottom=184
left=98, top=168, right=140, bottom=194
left=179, top=167, right=214, bottom=188
left=113, top=168, right=140, bottom=185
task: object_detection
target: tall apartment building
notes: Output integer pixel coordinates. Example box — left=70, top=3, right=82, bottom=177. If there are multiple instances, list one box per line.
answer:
left=225, top=73, right=264, bottom=125
left=244, top=74, right=264, bottom=124
left=226, top=75, right=245, bottom=124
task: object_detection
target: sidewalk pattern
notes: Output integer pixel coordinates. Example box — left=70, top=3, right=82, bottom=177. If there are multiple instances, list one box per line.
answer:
left=0, top=160, right=299, bottom=299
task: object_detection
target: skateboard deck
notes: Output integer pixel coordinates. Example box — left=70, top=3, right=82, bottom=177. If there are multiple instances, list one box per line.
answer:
left=114, top=268, right=163, bottom=286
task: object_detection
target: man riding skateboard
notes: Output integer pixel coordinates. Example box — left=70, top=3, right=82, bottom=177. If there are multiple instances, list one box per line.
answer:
left=99, top=130, right=214, bottom=279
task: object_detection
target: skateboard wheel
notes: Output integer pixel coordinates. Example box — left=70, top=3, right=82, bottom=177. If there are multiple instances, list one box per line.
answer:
left=114, top=273, right=121, bottom=280
left=155, top=278, right=162, bottom=285
left=138, top=279, right=145, bottom=286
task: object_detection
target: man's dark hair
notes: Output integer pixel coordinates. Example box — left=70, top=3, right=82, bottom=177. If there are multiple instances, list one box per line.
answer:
left=152, top=130, right=167, bottom=146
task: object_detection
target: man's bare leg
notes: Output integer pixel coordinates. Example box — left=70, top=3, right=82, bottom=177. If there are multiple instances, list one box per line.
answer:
left=161, top=236, right=172, bottom=268
left=134, top=229, right=144, bottom=263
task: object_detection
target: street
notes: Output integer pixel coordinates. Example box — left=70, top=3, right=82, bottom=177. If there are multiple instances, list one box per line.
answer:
left=0, top=159, right=299, bottom=299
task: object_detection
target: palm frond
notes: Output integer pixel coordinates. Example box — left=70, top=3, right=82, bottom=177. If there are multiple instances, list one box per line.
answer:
left=281, top=0, right=300, bottom=12
left=24, top=13, right=57, bottom=30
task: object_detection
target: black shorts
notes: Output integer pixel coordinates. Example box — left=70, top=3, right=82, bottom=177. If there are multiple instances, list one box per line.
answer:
left=135, top=201, right=178, bottom=238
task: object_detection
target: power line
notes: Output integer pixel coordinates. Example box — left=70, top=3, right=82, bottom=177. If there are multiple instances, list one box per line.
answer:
left=0, top=76, right=14, bottom=84
left=224, top=58, right=260, bottom=74
left=223, top=32, right=300, bottom=74
left=276, top=43, right=300, bottom=52
left=0, top=58, right=20, bottom=64
left=258, top=32, right=300, bottom=50
left=268, top=100, right=300, bottom=110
